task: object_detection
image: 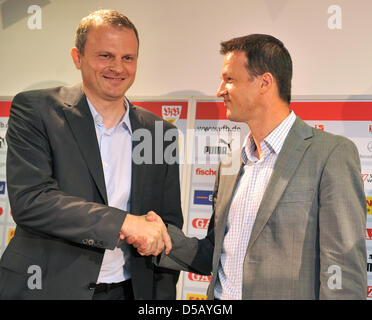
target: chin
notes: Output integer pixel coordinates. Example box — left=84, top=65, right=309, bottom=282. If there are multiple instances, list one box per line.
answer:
left=226, top=110, right=234, bottom=121
left=104, top=89, right=127, bottom=100
left=226, top=113, right=241, bottom=123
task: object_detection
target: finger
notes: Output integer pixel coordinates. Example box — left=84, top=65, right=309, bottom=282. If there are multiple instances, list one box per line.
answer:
left=138, top=241, right=155, bottom=256
left=125, top=235, right=136, bottom=244
left=156, top=241, right=165, bottom=256
left=150, top=237, right=163, bottom=257
left=138, top=249, right=151, bottom=256
left=127, top=236, right=146, bottom=251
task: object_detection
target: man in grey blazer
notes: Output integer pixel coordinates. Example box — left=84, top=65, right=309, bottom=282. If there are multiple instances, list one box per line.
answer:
left=0, top=10, right=182, bottom=300
left=144, top=34, right=367, bottom=299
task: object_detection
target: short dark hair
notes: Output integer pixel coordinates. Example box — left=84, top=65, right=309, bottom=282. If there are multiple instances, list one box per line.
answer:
left=220, top=34, right=292, bottom=104
left=75, top=9, right=139, bottom=55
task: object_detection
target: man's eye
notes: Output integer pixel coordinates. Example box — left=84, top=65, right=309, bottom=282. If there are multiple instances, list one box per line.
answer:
left=99, top=54, right=110, bottom=58
left=123, top=56, right=133, bottom=61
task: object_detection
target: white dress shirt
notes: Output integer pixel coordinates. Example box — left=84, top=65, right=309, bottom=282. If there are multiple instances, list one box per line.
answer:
left=87, top=98, right=132, bottom=284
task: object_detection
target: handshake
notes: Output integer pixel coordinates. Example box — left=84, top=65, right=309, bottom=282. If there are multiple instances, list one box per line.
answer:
left=119, top=211, right=171, bottom=256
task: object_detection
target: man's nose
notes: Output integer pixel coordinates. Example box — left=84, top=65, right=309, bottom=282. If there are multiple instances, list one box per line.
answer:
left=217, top=81, right=227, bottom=97
left=109, top=58, right=125, bottom=74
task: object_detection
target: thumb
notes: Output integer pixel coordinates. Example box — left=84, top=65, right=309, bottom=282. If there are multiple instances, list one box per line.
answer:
left=145, top=211, right=159, bottom=222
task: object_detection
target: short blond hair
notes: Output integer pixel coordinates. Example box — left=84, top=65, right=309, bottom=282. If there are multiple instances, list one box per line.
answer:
left=75, top=9, right=139, bottom=55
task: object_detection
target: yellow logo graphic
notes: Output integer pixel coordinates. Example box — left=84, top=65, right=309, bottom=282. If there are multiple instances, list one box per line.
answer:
left=7, top=228, right=15, bottom=243
left=186, top=293, right=207, bottom=300
left=367, top=197, right=372, bottom=215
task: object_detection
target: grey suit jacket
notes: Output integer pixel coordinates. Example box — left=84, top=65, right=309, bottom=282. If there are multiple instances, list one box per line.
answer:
left=158, top=117, right=367, bottom=299
left=0, top=84, right=183, bottom=299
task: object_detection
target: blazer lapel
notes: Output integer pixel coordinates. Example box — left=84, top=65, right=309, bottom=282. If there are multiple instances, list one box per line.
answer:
left=246, top=117, right=313, bottom=250
left=128, top=102, right=147, bottom=215
left=62, top=85, right=108, bottom=204
left=213, top=152, right=243, bottom=254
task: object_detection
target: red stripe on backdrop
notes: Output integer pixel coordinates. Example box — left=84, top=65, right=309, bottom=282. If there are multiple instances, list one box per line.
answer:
left=132, top=101, right=188, bottom=119
left=1, top=100, right=372, bottom=121
left=0, top=101, right=11, bottom=117
left=196, top=102, right=227, bottom=120
left=196, top=101, right=372, bottom=120
left=290, top=101, right=372, bottom=121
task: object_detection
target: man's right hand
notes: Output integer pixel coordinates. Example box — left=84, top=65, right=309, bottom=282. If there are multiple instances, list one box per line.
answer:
left=120, top=212, right=172, bottom=256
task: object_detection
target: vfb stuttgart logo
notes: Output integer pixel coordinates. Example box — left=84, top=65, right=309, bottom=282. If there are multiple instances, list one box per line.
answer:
left=161, top=105, right=181, bottom=125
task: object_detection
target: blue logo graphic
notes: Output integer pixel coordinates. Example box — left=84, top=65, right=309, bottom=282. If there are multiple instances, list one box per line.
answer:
left=0, top=181, right=5, bottom=195
left=194, top=190, right=213, bottom=205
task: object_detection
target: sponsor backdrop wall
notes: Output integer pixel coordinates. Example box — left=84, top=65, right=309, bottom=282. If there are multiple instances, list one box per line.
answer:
left=1, top=0, right=372, bottom=300
left=1, top=97, right=372, bottom=300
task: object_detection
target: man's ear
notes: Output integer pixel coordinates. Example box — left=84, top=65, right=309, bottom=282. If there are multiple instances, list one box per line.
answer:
left=260, top=72, right=273, bottom=90
left=71, top=47, right=82, bottom=70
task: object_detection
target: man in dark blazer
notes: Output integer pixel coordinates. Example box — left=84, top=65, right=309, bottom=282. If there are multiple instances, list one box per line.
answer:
left=0, top=9, right=183, bottom=300
left=150, top=34, right=367, bottom=299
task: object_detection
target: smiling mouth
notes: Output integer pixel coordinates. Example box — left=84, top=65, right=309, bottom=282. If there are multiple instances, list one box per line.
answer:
left=103, top=75, right=125, bottom=81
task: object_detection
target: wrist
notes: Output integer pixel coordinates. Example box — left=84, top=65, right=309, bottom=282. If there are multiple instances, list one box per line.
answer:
left=121, top=213, right=134, bottom=238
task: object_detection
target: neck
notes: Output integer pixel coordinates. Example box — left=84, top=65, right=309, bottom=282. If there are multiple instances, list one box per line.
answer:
left=246, top=103, right=290, bottom=159
left=84, top=92, right=126, bottom=130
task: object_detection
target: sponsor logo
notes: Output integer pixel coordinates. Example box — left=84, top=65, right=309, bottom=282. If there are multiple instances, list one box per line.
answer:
left=368, top=253, right=372, bottom=273
left=367, top=197, right=372, bottom=215
left=194, top=190, right=213, bottom=205
left=366, top=229, right=372, bottom=241
left=368, top=142, right=372, bottom=153
left=0, top=206, right=3, bottom=216
left=368, top=286, right=372, bottom=298
left=0, top=136, right=6, bottom=149
left=192, top=218, right=210, bottom=230
left=186, top=293, right=207, bottom=300
left=362, top=173, right=372, bottom=183
left=195, top=168, right=216, bottom=176
left=204, top=138, right=233, bottom=155
left=369, top=124, right=372, bottom=134
left=7, top=228, right=15, bottom=243
left=196, top=125, right=241, bottom=132
left=0, top=181, right=5, bottom=195
left=188, top=273, right=212, bottom=282
left=315, top=124, right=324, bottom=131
left=161, top=105, right=181, bottom=125
left=204, top=145, right=227, bottom=155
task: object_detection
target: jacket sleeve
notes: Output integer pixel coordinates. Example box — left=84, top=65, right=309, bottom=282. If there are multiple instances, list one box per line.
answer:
left=318, top=137, right=367, bottom=299
left=154, top=160, right=220, bottom=276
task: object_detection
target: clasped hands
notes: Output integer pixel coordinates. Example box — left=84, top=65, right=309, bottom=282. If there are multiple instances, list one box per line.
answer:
left=120, top=211, right=171, bottom=256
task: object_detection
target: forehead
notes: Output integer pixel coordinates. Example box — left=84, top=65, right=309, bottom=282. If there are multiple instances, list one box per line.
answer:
left=85, top=23, right=138, bottom=52
left=221, top=51, right=248, bottom=75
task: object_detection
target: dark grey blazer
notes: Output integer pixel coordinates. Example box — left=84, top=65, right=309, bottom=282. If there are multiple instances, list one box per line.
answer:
left=0, top=84, right=183, bottom=300
left=158, top=117, right=367, bottom=299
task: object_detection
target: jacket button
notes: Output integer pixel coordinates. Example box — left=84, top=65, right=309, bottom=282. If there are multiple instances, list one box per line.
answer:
left=88, top=283, right=96, bottom=290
